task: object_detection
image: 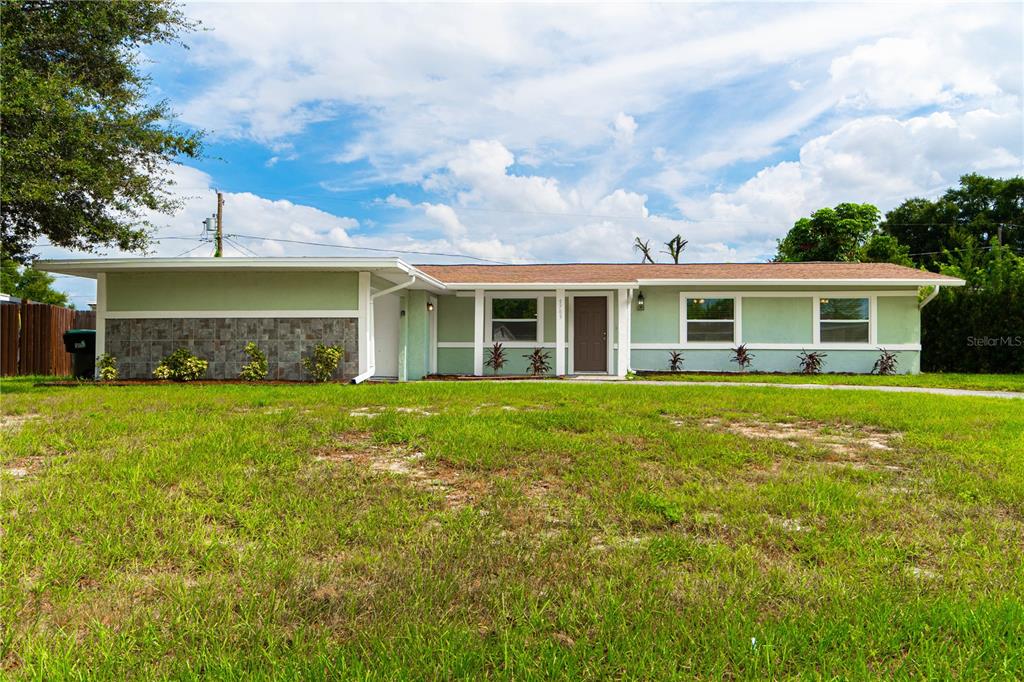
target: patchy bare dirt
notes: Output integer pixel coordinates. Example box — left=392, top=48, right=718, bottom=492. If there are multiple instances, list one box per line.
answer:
left=313, top=436, right=475, bottom=508
left=0, top=413, right=37, bottom=433
left=697, top=416, right=899, bottom=457
left=348, top=406, right=437, bottom=418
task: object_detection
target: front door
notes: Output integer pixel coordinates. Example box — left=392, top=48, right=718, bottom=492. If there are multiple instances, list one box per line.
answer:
left=573, top=296, right=607, bottom=372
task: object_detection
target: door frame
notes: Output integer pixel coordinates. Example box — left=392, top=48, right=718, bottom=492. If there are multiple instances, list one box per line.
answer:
left=567, top=291, right=614, bottom=375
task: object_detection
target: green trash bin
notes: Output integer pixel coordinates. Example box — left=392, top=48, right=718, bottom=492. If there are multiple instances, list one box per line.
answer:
left=63, top=329, right=97, bottom=379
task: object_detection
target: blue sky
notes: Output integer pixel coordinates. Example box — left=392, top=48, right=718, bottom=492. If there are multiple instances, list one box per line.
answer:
left=37, top=2, right=1024, bottom=306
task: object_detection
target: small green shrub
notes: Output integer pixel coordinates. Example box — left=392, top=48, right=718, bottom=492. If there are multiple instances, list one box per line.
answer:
left=97, top=353, right=119, bottom=381
left=302, top=343, right=343, bottom=383
left=239, top=342, right=268, bottom=381
left=153, top=348, right=208, bottom=382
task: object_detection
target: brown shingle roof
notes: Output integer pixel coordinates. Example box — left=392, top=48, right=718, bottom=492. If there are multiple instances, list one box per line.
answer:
left=417, top=262, right=960, bottom=285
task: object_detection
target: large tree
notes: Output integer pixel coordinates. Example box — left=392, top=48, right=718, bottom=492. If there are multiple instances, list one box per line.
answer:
left=881, top=174, right=1024, bottom=270
left=1, top=0, right=202, bottom=264
left=774, top=203, right=882, bottom=262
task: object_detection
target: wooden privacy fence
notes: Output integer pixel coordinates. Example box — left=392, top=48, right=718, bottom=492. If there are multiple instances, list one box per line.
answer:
left=0, top=301, right=96, bottom=376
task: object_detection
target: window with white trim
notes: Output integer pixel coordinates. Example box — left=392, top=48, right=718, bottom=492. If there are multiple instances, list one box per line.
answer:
left=491, top=298, right=538, bottom=342
left=686, top=297, right=735, bottom=342
left=819, top=297, right=869, bottom=343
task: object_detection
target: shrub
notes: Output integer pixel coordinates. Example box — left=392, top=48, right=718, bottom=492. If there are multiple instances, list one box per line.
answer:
left=239, top=342, right=268, bottom=381
left=668, top=350, right=684, bottom=372
left=872, top=348, right=899, bottom=375
left=97, top=353, right=119, bottom=381
left=153, top=348, right=208, bottom=382
left=523, top=348, right=551, bottom=376
left=302, top=343, right=343, bottom=383
left=731, top=344, right=755, bottom=372
left=797, top=349, right=827, bottom=374
left=485, top=342, right=506, bottom=375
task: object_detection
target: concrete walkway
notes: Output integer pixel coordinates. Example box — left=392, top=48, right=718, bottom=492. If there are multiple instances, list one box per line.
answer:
left=569, top=378, right=1024, bottom=399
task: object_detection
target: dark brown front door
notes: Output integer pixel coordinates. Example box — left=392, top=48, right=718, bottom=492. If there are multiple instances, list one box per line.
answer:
left=573, top=296, right=607, bottom=372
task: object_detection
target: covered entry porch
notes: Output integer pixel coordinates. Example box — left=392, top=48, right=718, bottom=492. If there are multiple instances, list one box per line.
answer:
left=431, top=287, right=632, bottom=378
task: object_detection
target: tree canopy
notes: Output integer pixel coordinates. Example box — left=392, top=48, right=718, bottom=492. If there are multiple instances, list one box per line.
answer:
left=881, top=174, right=1024, bottom=270
left=1, top=252, right=70, bottom=306
left=774, top=203, right=882, bottom=262
left=0, top=0, right=202, bottom=264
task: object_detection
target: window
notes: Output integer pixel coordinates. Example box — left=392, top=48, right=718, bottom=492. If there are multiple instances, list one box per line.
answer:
left=491, top=298, right=537, bottom=342
left=686, top=297, right=735, bottom=342
left=820, top=297, right=869, bottom=343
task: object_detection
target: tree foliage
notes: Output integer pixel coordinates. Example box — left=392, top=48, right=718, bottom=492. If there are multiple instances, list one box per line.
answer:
left=0, top=0, right=202, bottom=264
left=1, top=251, right=69, bottom=306
left=921, top=238, right=1024, bottom=373
left=881, top=174, right=1024, bottom=270
left=775, top=203, right=882, bottom=262
left=662, top=234, right=687, bottom=264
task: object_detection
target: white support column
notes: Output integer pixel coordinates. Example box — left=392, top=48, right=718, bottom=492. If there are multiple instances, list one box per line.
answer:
left=869, top=295, right=878, bottom=346
left=555, top=288, right=566, bottom=376
left=616, top=287, right=629, bottom=377
left=428, top=295, right=438, bottom=375
left=94, top=272, right=107, bottom=378
left=473, top=289, right=484, bottom=376
left=357, top=272, right=371, bottom=376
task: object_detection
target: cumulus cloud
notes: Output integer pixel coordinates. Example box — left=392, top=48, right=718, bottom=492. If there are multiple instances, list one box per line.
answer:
left=676, top=107, right=1023, bottom=259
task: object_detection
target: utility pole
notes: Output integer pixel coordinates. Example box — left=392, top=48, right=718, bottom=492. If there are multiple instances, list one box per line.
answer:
left=215, top=191, right=224, bottom=257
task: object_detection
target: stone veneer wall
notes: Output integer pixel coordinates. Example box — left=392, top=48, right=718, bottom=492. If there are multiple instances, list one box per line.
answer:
left=105, top=318, right=359, bottom=380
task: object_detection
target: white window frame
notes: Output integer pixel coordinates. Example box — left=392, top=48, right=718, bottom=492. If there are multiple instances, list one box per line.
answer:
left=679, top=293, right=741, bottom=347
left=485, top=293, right=544, bottom=346
left=814, top=295, right=876, bottom=347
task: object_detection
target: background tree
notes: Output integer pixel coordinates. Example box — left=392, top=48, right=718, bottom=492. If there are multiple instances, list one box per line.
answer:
left=859, top=233, right=913, bottom=266
left=662, top=234, right=687, bottom=263
left=921, top=236, right=1023, bottom=373
left=1, top=251, right=70, bottom=306
left=1, top=0, right=203, bottom=264
left=881, top=174, right=1024, bottom=270
left=775, top=203, right=881, bottom=262
left=633, top=237, right=654, bottom=263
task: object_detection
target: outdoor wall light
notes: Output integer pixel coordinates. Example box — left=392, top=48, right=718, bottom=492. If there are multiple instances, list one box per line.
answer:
left=636, top=291, right=645, bottom=311
left=427, top=301, right=435, bottom=312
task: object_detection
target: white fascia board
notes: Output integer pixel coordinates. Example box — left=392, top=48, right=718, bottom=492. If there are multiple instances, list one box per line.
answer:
left=636, top=277, right=965, bottom=287
left=34, top=256, right=415, bottom=277
left=446, top=282, right=635, bottom=291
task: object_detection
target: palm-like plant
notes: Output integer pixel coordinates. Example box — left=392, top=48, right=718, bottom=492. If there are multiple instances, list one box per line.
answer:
left=485, top=342, right=506, bottom=375
left=663, top=234, right=688, bottom=264
left=633, top=237, right=654, bottom=264
left=668, top=350, right=684, bottom=372
left=731, top=344, right=755, bottom=372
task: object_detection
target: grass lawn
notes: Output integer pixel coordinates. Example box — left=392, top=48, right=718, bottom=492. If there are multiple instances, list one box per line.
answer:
left=2, top=378, right=1023, bottom=679
left=634, top=371, right=1024, bottom=393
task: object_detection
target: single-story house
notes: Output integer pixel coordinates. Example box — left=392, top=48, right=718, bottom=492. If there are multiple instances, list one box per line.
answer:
left=37, top=258, right=964, bottom=379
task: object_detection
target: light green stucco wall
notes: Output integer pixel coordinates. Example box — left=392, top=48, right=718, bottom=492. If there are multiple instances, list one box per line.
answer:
left=742, top=298, right=813, bottom=344
left=437, top=295, right=474, bottom=343
left=543, top=297, right=557, bottom=343
left=631, top=287, right=680, bottom=343
left=878, top=297, right=919, bottom=345
left=107, top=271, right=360, bottom=311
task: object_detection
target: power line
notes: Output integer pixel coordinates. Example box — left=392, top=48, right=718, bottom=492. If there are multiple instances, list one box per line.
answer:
left=227, top=233, right=509, bottom=264
left=172, top=242, right=209, bottom=258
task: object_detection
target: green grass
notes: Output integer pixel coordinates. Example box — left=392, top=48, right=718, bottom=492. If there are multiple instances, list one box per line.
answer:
left=2, top=377, right=1023, bottom=679
left=634, top=371, right=1024, bottom=392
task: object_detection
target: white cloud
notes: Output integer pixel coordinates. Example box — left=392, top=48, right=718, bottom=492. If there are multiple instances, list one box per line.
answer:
left=612, top=113, right=638, bottom=146
left=676, top=107, right=1023, bottom=259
